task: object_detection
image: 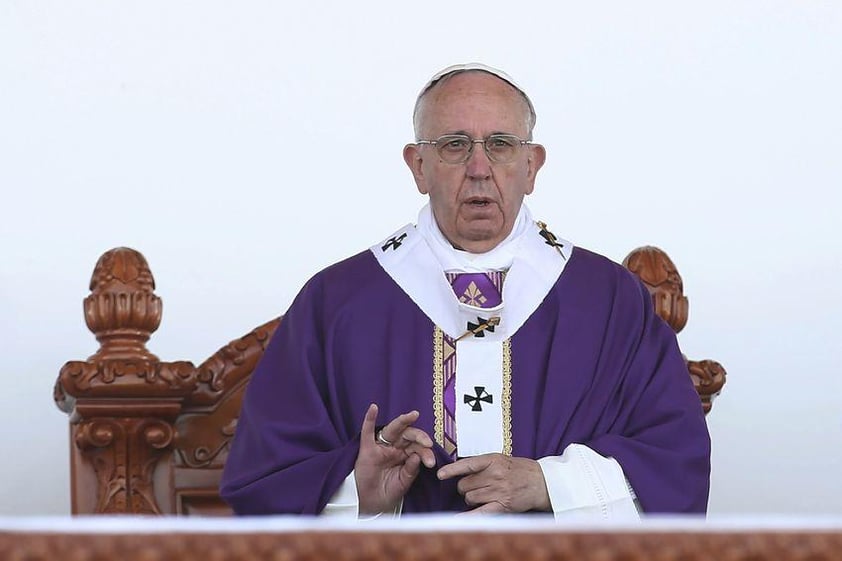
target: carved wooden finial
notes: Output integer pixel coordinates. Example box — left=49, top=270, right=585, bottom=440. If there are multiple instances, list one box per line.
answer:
left=623, top=246, right=727, bottom=414
left=622, top=246, right=689, bottom=333
left=84, top=247, right=161, bottom=361
left=688, top=359, right=727, bottom=414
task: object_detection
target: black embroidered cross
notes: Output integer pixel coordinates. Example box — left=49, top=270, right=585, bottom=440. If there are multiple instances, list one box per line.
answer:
left=537, top=221, right=567, bottom=260
left=458, top=315, right=499, bottom=341
left=464, top=386, right=493, bottom=412
left=381, top=233, right=408, bottom=252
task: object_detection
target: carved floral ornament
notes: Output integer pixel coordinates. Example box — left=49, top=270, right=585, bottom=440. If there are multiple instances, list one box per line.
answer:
left=623, top=245, right=689, bottom=333
left=74, top=417, right=175, bottom=514
left=84, top=247, right=162, bottom=361
left=688, top=359, right=727, bottom=414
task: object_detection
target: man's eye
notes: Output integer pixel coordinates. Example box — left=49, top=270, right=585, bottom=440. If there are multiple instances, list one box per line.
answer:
left=488, top=136, right=516, bottom=148
left=442, top=139, right=469, bottom=151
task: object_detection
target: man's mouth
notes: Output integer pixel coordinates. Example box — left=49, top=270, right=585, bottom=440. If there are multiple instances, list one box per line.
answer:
left=465, top=197, right=493, bottom=207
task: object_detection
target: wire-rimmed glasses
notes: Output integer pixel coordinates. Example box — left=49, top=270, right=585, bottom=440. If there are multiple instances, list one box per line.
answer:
left=415, top=134, right=532, bottom=164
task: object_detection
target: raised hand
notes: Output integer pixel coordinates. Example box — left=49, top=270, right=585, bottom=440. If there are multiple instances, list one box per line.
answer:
left=436, top=453, right=551, bottom=513
left=354, top=403, right=436, bottom=515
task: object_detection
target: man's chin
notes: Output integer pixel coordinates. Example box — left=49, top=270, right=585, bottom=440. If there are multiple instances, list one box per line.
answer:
left=456, top=230, right=506, bottom=253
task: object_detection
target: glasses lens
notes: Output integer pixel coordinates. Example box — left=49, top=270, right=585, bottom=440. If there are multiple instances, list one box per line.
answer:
left=427, top=134, right=525, bottom=164
left=435, top=135, right=472, bottom=163
left=485, top=135, right=520, bottom=163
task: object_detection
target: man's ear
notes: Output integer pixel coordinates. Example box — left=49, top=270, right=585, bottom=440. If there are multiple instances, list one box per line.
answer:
left=403, top=143, right=429, bottom=195
left=524, top=143, right=546, bottom=195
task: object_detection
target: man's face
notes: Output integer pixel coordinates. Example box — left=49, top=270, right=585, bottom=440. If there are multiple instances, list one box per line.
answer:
left=404, top=72, right=546, bottom=253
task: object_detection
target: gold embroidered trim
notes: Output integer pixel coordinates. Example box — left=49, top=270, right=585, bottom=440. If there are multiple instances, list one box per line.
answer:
left=433, top=326, right=444, bottom=448
left=502, top=338, right=513, bottom=456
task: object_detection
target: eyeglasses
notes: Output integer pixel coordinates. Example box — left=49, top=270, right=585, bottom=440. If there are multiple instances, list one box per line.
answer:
left=415, top=134, right=532, bottom=164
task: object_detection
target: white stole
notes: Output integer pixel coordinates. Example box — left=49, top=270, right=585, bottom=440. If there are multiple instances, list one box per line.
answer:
left=371, top=204, right=573, bottom=456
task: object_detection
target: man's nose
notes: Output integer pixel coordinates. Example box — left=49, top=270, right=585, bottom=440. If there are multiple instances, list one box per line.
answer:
left=465, top=142, right=492, bottom=179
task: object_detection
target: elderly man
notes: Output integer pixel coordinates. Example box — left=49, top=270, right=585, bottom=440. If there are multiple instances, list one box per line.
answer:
left=220, top=63, right=710, bottom=519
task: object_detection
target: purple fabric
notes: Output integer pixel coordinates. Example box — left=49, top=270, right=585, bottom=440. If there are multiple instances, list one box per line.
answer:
left=220, top=248, right=710, bottom=515
left=442, top=348, right=457, bottom=457
left=448, top=272, right=503, bottom=307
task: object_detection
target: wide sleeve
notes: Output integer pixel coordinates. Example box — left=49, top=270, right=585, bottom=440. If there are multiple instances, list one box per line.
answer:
left=538, top=444, right=640, bottom=520
left=219, top=277, right=360, bottom=515
left=585, top=275, right=711, bottom=514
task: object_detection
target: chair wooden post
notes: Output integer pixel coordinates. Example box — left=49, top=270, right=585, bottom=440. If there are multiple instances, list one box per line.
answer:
left=623, top=246, right=726, bottom=413
left=54, top=247, right=197, bottom=514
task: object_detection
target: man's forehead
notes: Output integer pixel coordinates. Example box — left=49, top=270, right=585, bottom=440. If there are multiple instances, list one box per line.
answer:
left=412, top=62, right=536, bottom=138
left=418, top=62, right=525, bottom=95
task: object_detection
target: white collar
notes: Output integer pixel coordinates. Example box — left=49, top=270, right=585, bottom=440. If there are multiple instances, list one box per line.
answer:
left=416, top=203, right=531, bottom=273
left=371, top=205, right=573, bottom=339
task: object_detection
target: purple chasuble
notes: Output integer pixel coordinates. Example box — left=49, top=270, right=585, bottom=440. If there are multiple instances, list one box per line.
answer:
left=220, top=248, right=711, bottom=515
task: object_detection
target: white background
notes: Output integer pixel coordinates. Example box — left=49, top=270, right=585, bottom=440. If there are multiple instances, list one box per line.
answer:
left=1, top=1, right=840, bottom=516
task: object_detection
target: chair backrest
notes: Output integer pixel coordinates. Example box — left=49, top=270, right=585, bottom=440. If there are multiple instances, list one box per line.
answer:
left=55, top=246, right=725, bottom=515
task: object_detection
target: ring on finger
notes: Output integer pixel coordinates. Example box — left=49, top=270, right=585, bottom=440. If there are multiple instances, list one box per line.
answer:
left=376, top=429, right=393, bottom=447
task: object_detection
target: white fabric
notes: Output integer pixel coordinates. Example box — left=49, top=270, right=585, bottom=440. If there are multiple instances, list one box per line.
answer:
left=537, top=444, right=640, bottom=522
left=321, top=471, right=401, bottom=520
left=320, top=472, right=359, bottom=518
left=453, top=338, right=504, bottom=456
left=417, top=202, right=527, bottom=273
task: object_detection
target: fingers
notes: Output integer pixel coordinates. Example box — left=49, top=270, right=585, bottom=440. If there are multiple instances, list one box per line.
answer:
left=399, top=451, right=422, bottom=483
left=402, top=442, right=436, bottom=469
left=360, top=405, right=436, bottom=468
left=379, top=410, right=420, bottom=444
left=462, top=485, right=499, bottom=507
left=361, top=405, right=421, bottom=448
left=354, top=405, right=438, bottom=515
left=457, top=501, right=507, bottom=515
left=379, top=411, right=436, bottom=468
left=444, top=455, right=550, bottom=513
left=437, top=454, right=493, bottom=480
left=393, top=426, right=434, bottom=450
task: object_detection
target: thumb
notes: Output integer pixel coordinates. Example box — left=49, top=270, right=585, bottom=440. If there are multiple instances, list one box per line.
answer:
left=359, top=403, right=378, bottom=450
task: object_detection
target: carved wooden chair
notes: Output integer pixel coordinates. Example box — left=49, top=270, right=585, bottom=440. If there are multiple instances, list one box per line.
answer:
left=54, top=246, right=726, bottom=515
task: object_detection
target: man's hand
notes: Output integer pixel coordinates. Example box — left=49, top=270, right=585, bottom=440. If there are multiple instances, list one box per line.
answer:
left=437, top=453, right=551, bottom=513
left=354, top=403, right=436, bottom=515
